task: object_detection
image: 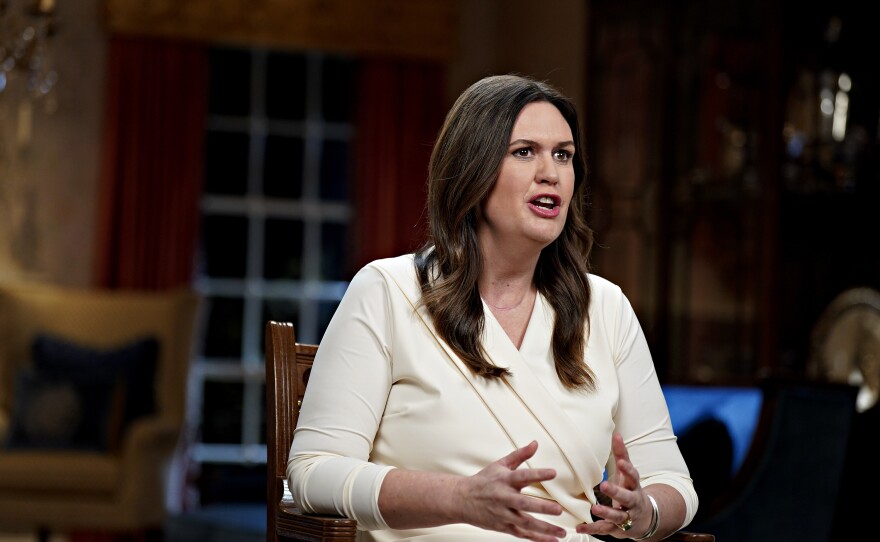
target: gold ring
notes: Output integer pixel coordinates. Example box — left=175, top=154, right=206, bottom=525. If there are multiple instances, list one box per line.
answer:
left=617, top=511, right=633, bottom=532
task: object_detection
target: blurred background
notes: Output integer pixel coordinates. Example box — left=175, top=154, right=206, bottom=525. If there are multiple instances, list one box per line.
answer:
left=0, top=0, right=877, bottom=540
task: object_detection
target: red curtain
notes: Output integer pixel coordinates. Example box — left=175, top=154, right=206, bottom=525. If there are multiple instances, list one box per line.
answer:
left=94, top=36, right=207, bottom=290
left=351, top=59, right=447, bottom=274
left=77, top=35, right=207, bottom=542
left=85, top=39, right=444, bottom=542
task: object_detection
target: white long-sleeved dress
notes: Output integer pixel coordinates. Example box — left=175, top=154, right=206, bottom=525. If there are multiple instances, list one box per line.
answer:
left=287, top=254, right=698, bottom=541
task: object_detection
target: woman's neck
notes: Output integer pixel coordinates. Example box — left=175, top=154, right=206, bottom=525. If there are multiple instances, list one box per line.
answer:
left=476, top=227, right=543, bottom=307
left=479, top=264, right=537, bottom=349
left=478, top=258, right=538, bottom=311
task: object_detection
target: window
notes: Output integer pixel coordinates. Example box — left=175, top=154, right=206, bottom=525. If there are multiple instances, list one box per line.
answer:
left=192, top=47, right=357, bottom=473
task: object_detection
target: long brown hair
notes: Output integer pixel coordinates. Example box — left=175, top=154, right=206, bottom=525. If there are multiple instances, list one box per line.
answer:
left=415, top=74, right=596, bottom=390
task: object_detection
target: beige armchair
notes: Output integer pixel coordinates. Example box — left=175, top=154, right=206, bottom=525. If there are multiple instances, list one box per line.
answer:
left=0, top=280, right=199, bottom=538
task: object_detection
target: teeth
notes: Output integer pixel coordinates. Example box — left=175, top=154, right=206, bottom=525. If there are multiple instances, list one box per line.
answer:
left=533, top=196, right=555, bottom=207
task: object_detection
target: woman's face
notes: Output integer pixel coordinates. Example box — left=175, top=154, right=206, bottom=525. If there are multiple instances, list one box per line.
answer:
left=478, top=101, right=576, bottom=253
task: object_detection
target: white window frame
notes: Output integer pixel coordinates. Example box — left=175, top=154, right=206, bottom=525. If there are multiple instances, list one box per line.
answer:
left=191, top=49, right=353, bottom=465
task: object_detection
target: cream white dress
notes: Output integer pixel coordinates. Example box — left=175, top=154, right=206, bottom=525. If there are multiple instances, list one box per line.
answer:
left=288, top=255, right=698, bottom=541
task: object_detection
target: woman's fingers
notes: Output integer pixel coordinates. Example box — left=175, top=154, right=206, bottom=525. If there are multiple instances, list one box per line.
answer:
left=461, top=441, right=568, bottom=540
left=499, top=440, right=539, bottom=469
left=511, top=511, right=568, bottom=542
left=508, top=490, right=563, bottom=516
left=609, top=433, right=641, bottom=492
left=580, top=433, right=650, bottom=538
left=611, top=432, right=630, bottom=461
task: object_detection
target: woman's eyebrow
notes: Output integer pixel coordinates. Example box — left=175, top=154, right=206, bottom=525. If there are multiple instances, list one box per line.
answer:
left=508, top=138, right=575, bottom=147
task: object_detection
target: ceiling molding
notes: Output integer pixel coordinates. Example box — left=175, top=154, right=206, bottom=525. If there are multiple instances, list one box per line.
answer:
left=104, top=0, right=458, bottom=61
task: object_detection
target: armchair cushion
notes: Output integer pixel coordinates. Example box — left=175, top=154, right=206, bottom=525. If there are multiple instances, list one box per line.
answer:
left=0, top=449, right=119, bottom=494
left=33, top=333, right=159, bottom=426
left=4, top=367, right=120, bottom=452
left=3, top=334, right=160, bottom=452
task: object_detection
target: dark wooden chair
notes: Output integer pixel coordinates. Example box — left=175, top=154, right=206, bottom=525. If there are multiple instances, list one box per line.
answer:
left=265, top=321, right=714, bottom=542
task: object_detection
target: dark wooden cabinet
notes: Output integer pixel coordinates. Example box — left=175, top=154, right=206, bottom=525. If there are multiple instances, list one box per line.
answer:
left=585, top=0, right=880, bottom=384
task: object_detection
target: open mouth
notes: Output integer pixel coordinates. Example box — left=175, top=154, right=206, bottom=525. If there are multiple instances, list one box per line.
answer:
left=530, top=195, right=560, bottom=209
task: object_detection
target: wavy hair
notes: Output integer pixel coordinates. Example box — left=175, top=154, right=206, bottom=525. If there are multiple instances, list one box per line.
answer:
left=415, top=74, right=596, bottom=390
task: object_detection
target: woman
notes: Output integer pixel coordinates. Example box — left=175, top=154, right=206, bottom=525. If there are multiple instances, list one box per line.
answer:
left=288, top=74, right=698, bottom=541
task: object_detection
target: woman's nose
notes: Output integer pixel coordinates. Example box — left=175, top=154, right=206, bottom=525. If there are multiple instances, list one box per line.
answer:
left=537, top=153, right=559, bottom=185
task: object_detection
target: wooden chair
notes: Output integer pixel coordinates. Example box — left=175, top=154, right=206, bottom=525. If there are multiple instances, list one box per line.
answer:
left=265, top=321, right=714, bottom=542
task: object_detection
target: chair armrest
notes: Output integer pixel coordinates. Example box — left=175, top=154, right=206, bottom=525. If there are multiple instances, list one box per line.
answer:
left=271, top=497, right=713, bottom=542
left=0, top=409, right=8, bottom=443
left=275, top=494, right=357, bottom=542
left=663, top=531, right=715, bottom=541
left=117, top=416, right=182, bottom=519
left=121, top=416, right=180, bottom=460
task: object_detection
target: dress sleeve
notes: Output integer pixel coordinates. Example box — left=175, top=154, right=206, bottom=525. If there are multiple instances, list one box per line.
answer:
left=286, top=264, right=396, bottom=531
left=606, top=288, right=700, bottom=528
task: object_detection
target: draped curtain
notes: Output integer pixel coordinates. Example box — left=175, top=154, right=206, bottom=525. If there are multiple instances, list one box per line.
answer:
left=88, top=40, right=444, bottom=540
left=94, top=36, right=207, bottom=291
left=94, top=44, right=444, bottom=287
left=74, top=35, right=208, bottom=542
left=351, top=59, right=446, bottom=274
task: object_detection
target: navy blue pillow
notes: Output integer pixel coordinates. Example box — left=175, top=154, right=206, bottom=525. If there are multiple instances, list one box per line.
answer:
left=5, top=367, right=120, bottom=451
left=31, top=334, right=160, bottom=428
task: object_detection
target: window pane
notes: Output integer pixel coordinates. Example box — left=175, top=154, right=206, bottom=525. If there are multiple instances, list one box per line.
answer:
left=266, top=52, right=306, bottom=121
left=263, top=219, right=303, bottom=279
left=198, top=463, right=267, bottom=505
left=263, top=135, right=304, bottom=198
left=321, top=56, right=357, bottom=122
left=262, top=297, right=300, bottom=331
left=320, top=139, right=350, bottom=201
left=203, top=296, right=244, bottom=358
left=321, top=223, right=349, bottom=280
left=197, top=47, right=354, bottom=477
left=204, top=131, right=249, bottom=195
left=319, top=300, right=342, bottom=340
left=201, top=215, right=248, bottom=278
left=201, top=380, right=243, bottom=443
left=209, top=48, right=251, bottom=116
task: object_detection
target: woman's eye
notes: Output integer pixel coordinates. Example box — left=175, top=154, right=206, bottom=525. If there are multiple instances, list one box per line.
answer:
left=554, top=150, right=572, bottom=161
left=513, top=147, right=532, bottom=157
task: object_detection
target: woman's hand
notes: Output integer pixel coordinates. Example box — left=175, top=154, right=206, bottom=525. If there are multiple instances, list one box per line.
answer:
left=456, top=440, right=567, bottom=541
left=577, top=433, right=654, bottom=539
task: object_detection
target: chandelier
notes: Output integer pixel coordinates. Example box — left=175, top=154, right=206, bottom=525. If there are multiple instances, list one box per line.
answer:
left=0, top=0, right=58, bottom=106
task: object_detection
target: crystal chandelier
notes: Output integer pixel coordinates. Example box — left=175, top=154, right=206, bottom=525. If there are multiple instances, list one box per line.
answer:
left=0, top=0, right=58, bottom=107
left=0, top=0, right=57, bottom=278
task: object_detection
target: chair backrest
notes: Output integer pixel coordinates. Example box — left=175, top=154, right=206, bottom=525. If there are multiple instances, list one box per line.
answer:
left=690, top=378, right=858, bottom=541
left=265, top=321, right=318, bottom=541
left=0, top=280, right=199, bottom=427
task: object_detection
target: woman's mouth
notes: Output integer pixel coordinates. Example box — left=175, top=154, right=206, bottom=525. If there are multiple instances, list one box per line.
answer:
left=528, top=195, right=561, bottom=217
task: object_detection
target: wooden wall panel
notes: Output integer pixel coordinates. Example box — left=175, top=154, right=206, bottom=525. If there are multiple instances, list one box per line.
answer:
left=104, top=0, right=458, bottom=61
